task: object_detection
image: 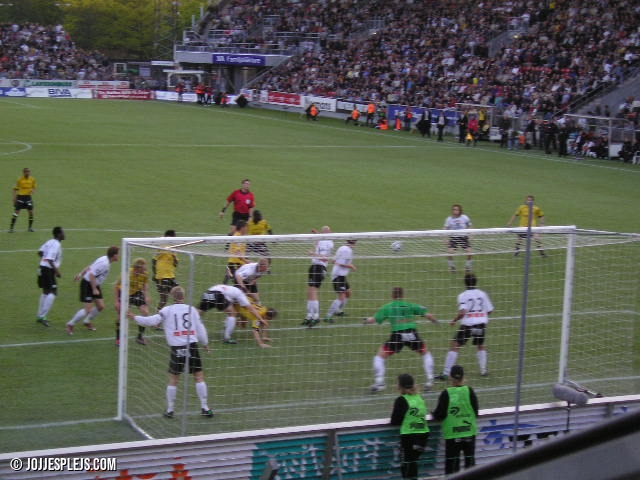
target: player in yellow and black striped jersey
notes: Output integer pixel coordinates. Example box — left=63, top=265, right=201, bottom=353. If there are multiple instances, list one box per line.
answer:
left=224, top=221, right=249, bottom=284
left=115, top=258, right=152, bottom=346
left=247, top=210, right=273, bottom=266
left=153, top=230, right=179, bottom=310
left=9, top=167, right=37, bottom=232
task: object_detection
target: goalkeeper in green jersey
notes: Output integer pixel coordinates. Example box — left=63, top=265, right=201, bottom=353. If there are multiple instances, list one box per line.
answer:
left=364, top=287, right=439, bottom=394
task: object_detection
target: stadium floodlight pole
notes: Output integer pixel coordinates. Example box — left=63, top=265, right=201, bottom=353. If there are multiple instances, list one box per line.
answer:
left=511, top=198, right=535, bottom=452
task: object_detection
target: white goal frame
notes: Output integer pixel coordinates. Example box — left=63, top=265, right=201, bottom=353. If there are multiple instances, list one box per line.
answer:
left=116, top=226, right=639, bottom=439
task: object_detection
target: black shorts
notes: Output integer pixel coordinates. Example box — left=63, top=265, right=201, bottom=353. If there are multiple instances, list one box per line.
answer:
left=384, top=329, right=424, bottom=354
left=332, top=275, right=350, bottom=293
left=247, top=241, right=270, bottom=257
left=79, top=279, right=102, bottom=303
left=155, top=278, right=178, bottom=294
left=235, top=283, right=258, bottom=295
left=308, top=264, right=327, bottom=288
left=454, top=324, right=486, bottom=346
left=231, top=211, right=250, bottom=226
left=129, top=291, right=146, bottom=307
left=199, top=290, right=228, bottom=312
left=14, top=195, right=33, bottom=211
left=448, top=236, right=470, bottom=249
left=37, top=266, right=57, bottom=292
left=169, top=343, right=203, bottom=375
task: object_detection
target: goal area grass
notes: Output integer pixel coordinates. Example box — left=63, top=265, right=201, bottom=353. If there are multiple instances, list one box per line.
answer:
left=0, top=98, right=638, bottom=452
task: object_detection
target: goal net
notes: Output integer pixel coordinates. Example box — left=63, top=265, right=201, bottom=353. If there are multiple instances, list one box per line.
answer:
left=117, top=227, right=639, bottom=439
left=563, top=114, right=636, bottom=159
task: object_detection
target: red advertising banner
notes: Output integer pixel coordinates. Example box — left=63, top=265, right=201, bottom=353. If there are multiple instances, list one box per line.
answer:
left=267, top=91, right=301, bottom=106
left=95, top=89, right=154, bottom=100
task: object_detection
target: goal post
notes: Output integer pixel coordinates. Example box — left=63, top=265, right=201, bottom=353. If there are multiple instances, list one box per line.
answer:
left=563, top=113, right=636, bottom=158
left=117, top=227, right=639, bottom=439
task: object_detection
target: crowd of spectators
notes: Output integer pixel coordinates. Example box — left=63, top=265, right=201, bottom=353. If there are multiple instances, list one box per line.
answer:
left=240, top=0, right=639, bottom=118
left=0, top=22, right=112, bottom=80
left=2, top=0, right=639, bottom=124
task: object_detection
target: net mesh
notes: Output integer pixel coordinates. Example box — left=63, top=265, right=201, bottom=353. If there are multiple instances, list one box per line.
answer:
left=118, top=227, right=639, bottom=438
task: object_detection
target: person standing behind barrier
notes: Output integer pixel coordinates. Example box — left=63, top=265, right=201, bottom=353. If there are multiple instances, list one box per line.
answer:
left=9, top=167, right=37, bottom=232
left=436, top=110, right=446, bottom=141
left=175, top=82, right=185, bottom=102
left=128, top=286, right=214, bottom=418
left=390, top=373, right=430, bottom=480
left=403, top=106, right=413, bottom=131
left=36, top=226, right=65, bottom=326
left=219, top=179, right=255, bottom=235
left=431, top=365, right=479, bottom=475
left=366, top=101, right=376, bottom=126
left=458, top=111, right=468, bottom=143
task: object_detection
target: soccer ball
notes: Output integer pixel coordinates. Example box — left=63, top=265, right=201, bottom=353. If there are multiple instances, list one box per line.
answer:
left=391, top=241, right=403, bottom=252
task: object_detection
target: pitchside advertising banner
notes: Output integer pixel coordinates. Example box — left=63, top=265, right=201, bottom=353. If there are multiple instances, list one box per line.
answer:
left=0, top=87, right=26, bottom=97
left=27, top=88, right=93, bottom=99
left=0, top=79, right=130, bottom=89
left=0, top=398, right=637, bottom=479
left=94, top=89, right=154, bottom=100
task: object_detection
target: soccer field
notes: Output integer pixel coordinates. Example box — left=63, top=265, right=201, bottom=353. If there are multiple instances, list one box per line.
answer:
left=0, top=98, right=638, bottom=452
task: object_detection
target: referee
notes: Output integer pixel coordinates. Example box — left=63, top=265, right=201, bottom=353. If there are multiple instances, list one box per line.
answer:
left=9, top=167, right=37, bottom=232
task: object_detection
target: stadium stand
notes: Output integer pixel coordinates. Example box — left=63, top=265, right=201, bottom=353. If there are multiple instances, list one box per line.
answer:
left=246, top=0, right=639, bottom=117
left=0, top=22, right=113, bottom=80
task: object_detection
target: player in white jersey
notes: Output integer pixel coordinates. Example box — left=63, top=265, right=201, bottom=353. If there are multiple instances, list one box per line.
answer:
left=36, top=226, right=65, bottom=326
left=325, top=239, right=357, bottom=323
left=304, top=226, right=334, bottom=327
left=128, top=286, right=213, bottom=418
left=199, top=284, right=268, bottom=347
left=66, top=246, right=119, bottom=335
left=436, top=273, right=494, bottom=379
left=234, top=258, right=269, bottom=302
left=444, top=204, right=473, bottom=272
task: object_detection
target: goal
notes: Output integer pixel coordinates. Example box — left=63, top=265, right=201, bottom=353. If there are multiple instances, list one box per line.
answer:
left=117, top=227, right=639, bottom=439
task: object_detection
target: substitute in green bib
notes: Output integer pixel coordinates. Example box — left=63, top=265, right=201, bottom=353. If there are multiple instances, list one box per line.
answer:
left=431, top=364, right=479, bottom=475
left=390, top=373, right=430, bottom=480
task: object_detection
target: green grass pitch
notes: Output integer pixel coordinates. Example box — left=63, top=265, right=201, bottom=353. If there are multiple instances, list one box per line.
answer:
left=0, top=98, right=638, bottom=451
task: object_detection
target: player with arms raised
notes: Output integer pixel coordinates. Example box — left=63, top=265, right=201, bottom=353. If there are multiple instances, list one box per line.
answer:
left=364, top=287, right=439, bottom=393
left=128, top=286, right=213, bottom=418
